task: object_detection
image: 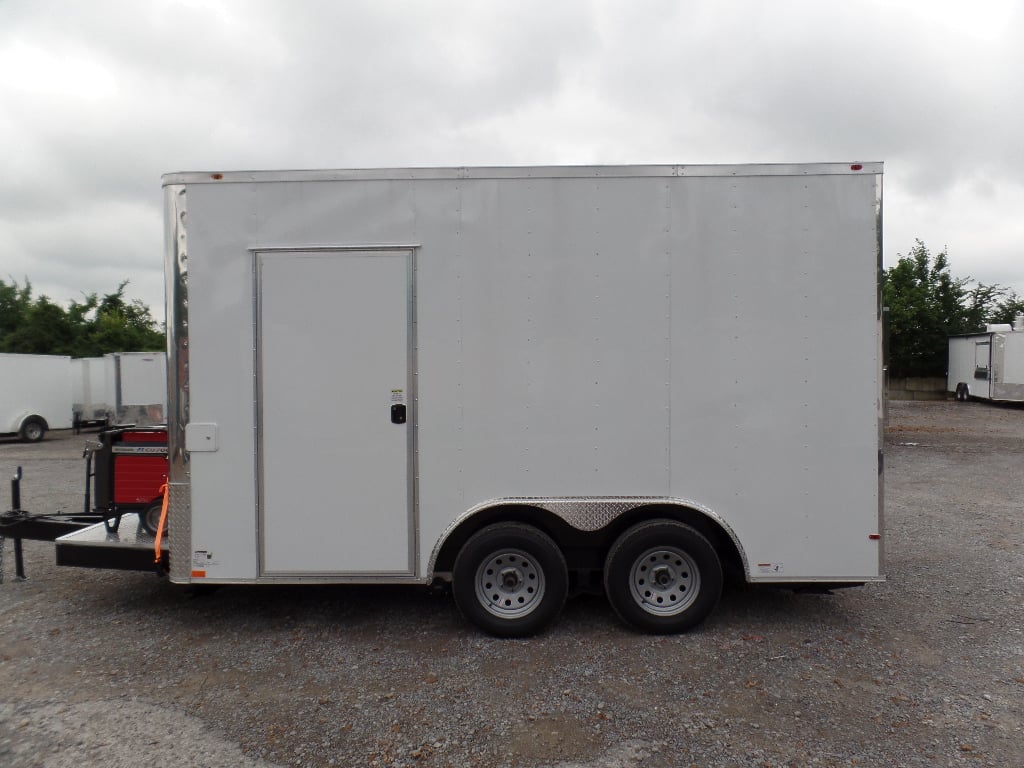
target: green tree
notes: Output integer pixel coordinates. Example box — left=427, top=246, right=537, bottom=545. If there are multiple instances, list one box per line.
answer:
left=1, top=295, right=78, bottom=354
left=990, top=290, right=1024, bottom=325
left=0, top=278, right=164, bottom=356
left=0, top=278, right=32, bottom=341
left=78, top=282, right=165, bottom=355
left=882, top=241, right=1003, bottom=378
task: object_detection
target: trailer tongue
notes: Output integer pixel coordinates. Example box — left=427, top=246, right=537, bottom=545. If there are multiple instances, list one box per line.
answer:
left=2, top=469, right=165, bottom=581
left=1, top=468, right=95, bottom=580
left=1, top=426, right=170, bottom=580
left=55, top=518, right=167, bottom=572
left=57, top=426, right=170, bottom=572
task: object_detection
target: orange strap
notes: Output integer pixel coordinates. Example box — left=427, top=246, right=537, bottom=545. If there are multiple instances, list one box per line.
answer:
left=154, top=482, right=169, bottom=567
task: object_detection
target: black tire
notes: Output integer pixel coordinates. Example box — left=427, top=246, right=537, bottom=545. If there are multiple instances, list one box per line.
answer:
left=139, top=500, right=167, bottom=536
left=19, top=416, right=46, bottom=443
left=452, top=522, right=568, bottom=638
left=604, top=519, right=723, bottom=634
left=955, top=383, right=969, bottom=402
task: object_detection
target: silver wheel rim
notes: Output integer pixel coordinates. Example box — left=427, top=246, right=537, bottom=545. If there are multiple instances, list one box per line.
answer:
left=474, top=548, right=546, bottom=619
left=25, top=423, right=42, bottom=440
left=628, top=546, right=700, bottom=616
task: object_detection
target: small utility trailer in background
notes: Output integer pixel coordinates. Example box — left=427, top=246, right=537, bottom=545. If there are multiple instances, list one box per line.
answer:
left=948, top=315, right=1024, bottom=402
left=71, top=357, right=112, bottom=431
left=71, top=353, right=168, bottom=432
left=105, top=352, right=168, bottom=427
left=57, top=163, right=885, bottom=636
left=0, top=353, right=73, bottom=442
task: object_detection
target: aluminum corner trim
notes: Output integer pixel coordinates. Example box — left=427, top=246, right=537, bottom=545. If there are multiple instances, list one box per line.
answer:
left=164, top=183, right=191, bottom=577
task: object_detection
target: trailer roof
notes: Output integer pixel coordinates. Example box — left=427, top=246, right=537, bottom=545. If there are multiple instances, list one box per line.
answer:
left=162, top=162, right=883, bottom=186
left=948, top=331, right=1000, bottom=339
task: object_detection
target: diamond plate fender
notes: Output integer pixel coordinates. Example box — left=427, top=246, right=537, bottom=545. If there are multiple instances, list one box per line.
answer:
left=427, top=496, right=748, bottom=577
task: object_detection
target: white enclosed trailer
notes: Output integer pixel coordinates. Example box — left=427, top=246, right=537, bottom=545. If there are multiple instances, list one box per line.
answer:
left=71, top=356, right=112, bottom=430
left=71, top=353, right=167, bottom=429
left=948, top=315, right=1024, bottom=402
left=78, top=163, right=884, bottom=636
left=0, top=353, right=73, bottom=441
left=107, top=351, right=167, bottom=426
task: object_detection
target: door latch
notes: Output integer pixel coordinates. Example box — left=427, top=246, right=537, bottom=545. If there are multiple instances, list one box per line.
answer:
left=390, top=404, right=406, bottom=424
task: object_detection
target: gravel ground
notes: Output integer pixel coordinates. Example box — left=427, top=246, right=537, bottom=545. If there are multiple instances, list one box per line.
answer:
left=1, top=400, right=1021, bottom=767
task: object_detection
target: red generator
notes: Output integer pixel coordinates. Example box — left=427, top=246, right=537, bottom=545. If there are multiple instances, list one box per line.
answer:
left=88, top=426, right=169, bottom=536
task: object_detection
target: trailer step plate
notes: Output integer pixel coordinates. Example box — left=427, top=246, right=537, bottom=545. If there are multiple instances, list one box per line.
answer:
left=55, top=514, right=167, bottom=572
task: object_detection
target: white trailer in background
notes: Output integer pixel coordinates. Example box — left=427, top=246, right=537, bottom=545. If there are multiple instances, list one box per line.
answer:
left=59, top=163, right=885, bottom=637
left=71, top=352, right=168, bottom=429
left=0, top=353, right=73, bottom=442
left=107, top=351, right=167, bottom=426
left=71, top=356, right=112, bottom=430
left=948, top=315, right=1024, bottom=402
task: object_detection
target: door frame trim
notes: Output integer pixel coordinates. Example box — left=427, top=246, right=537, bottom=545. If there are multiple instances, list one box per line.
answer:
left=252, top=245, right=420, bottom=578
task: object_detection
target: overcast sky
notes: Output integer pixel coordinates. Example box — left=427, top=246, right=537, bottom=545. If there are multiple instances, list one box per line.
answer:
left=3, top=0, right=1023, bottom=321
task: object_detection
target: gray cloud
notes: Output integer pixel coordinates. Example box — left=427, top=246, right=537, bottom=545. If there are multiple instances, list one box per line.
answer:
left=2, top=0, right=1023, bottom=319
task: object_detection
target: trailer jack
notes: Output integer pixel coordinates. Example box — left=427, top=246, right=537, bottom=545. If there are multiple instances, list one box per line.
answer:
left=0, top=468, right=27, bottom=581
left=0, top=467, right=100, bottom=582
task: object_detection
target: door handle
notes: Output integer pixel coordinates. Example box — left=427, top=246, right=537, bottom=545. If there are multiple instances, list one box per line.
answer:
left=390, top=404, right=406, bottom=424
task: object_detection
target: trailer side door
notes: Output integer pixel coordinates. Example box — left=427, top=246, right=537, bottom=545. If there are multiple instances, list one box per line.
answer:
left=256, top=248, right=415, bottom=576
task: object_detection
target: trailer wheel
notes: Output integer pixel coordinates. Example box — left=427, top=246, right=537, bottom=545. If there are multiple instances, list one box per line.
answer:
left=603, top=519, right=722, bottom=634
left=139, top=500, right=167, bottom=536
left=955, top=383, right=969, bottom=402
left=452, top=523, right=568, bottom=638
left=19, top=417, right=46, bottom=443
